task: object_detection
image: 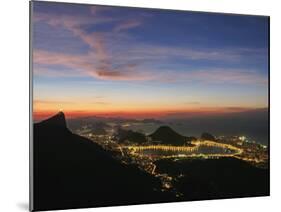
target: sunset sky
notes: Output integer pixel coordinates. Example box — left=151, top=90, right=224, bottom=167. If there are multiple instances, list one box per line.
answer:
left=32, top=1, right=269, bottom=120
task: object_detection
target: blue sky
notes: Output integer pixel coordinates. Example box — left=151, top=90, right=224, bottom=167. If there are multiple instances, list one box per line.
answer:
left=32, top=1, right=269, bottom=119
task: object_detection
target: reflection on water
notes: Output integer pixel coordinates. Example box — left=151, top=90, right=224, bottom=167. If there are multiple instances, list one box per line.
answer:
left=135, top=145, right=237, bottom=158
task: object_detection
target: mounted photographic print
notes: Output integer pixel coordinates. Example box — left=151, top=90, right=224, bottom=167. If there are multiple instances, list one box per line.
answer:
left=30, top=1, right=270, bottom=211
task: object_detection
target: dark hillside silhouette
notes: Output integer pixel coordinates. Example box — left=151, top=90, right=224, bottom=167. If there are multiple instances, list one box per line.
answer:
left=116, top=128, right=147, bottom=144
left=201, top=132, right=216, bottom=141
left=33, top=112, right=269, bottom=211
left=155, top=157, right=269, bottom=200
left=150, top=126, right=191, bottom=146
left=33, top=112, right=172, bottom=211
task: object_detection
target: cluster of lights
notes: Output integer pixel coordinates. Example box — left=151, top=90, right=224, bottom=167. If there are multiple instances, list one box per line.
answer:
left=127, top=140, right=243, bottom=158
left=239, top=136, right=246, bottom=142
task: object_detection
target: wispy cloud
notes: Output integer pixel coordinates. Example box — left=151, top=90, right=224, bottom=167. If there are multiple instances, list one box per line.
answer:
left=92, top=101, right=110, bottom=105
left=33, top=49, right=151, bottom=81
left=34, top=9, right=148, bottom=81
left=173, top=69, right=268, bottom=85
left=113, top=20, right=142, bottom=32
left=89, top=6, right=112, bottom=15
left=33, top=7, right=267, bottom=85
left=34, top=49, right=267, bottom=85
left=121, top=45, right=267, bottom=62
left=34, top=10, right=115, bottom=29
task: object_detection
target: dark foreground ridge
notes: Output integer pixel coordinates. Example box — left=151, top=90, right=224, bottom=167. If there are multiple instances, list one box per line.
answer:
left=33, top=112, right=172, bottom=211
left=33, top=112, right=269, bottom=211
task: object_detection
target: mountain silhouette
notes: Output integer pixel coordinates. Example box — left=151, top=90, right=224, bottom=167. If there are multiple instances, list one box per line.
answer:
left=33, top=112, right=172, bottom=211
left=116, top=128, right=147, bottom=144
left=149, top=126, right=187, bottom=145
left=39, top=111, right=67, bottom=128
left=201, top=132, right=216, bottom=141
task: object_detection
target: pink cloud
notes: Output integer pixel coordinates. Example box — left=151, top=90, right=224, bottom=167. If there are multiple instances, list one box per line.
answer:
left=34, top=10, right=147, bottom=81
left=113, top=20, right=142, bottom=32
left=34, top=48, right=267, bottom=85
left=33, top=49, right=151, bottom=81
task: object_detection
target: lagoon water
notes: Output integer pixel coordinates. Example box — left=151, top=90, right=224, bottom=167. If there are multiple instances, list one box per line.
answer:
left=135, top=145, right=237, bottom=158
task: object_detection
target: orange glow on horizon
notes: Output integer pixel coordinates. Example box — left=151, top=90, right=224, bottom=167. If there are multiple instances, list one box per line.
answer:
left=33, top=106, right=266, bottom=122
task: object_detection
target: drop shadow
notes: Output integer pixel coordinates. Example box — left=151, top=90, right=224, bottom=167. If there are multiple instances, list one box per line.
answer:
left=17, top=202, right=29, bottom=211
